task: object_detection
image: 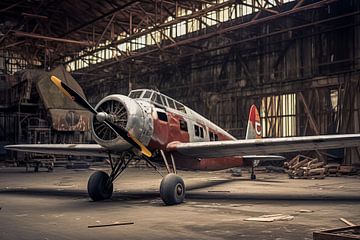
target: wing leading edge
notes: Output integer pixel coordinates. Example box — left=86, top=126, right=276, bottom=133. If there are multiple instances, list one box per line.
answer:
left=4, top=144, right=113, bottom=157
left=166, top=134, right=360, bottom=158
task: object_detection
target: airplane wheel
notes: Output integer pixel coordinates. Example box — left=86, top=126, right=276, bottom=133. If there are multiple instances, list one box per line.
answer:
left=87, top=171, right=113, bottom=201
left=160, top=173, right=185, bottom=205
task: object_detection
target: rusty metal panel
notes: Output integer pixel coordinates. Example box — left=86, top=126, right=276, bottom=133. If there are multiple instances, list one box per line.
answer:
left=35, top=65, right=91, bottom=132
left=49, top=109, right=91, bottom=132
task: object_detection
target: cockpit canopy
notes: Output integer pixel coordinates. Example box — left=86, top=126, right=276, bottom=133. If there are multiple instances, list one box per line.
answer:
left=128, top=89, right=186, bottom=113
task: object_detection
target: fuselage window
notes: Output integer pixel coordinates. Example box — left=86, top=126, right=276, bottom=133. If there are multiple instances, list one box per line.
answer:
left=157, top=111, right=168, bottom=122
left=199, top=127, right=204, bottom=138
left=194, top=124, right=204, bottom=138
left=209, top=131, right=214, bottom=141
left=214, top=134, right=219, bottom=141
left=179, top=119, right=187, bottom=132
left=194, top=125, right=200, bottom=137
left=179, top=119, right=188, bottom=132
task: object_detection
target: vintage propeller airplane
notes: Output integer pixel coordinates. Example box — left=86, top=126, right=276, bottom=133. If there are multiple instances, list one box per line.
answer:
left=5, top=75, right=360, bottom=205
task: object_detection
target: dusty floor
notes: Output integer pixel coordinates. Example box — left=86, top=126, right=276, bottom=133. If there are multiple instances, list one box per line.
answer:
left=0, top=166, right=359, bottom=240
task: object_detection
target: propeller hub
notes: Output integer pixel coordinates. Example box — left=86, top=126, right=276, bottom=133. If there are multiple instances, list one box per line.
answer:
left=96, top=112, right=109, bottom=122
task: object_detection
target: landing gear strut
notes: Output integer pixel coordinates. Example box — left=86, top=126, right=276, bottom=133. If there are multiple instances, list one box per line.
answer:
left=251, top=163, right=256, bottom=180
left=158, top=150, right=185, bottom=205
left=87, top=152, right=133, bottom=201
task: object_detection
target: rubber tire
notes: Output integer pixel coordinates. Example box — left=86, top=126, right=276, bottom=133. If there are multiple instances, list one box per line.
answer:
left=160, top=173, right=185, bottom=205
left=87, top=171, right=113, bottom=201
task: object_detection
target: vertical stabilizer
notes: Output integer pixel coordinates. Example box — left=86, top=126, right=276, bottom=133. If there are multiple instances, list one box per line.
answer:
left=245, top=104, right=262, bottom=139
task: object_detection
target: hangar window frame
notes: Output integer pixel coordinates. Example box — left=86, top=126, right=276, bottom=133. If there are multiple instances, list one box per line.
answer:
left=260, top=93, right=297, bottom=138
left=64, top=0, right=298, bottom=72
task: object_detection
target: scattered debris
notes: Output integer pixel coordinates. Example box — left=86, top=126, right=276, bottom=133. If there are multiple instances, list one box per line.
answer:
left=88, top=222, right=134, bottom=228
left=339, top=165, right=356, bottom=175
left=15, top=214, right=28, bottom=217
left=244, top=214, right=294, bottom=222
left=340, top=218, right=356, bottom=226
left=325, top=163, right=341, bottom=177
left=285, top=155, right=325, bottom=179
left=295, top=209, right=314, bottom=213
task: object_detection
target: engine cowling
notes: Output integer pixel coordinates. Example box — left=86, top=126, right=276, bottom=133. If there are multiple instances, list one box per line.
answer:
left=91, top=94, right=154, bottom=151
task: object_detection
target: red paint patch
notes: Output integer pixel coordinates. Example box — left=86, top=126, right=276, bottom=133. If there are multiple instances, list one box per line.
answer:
left=148, top=110, right=189, bottom=150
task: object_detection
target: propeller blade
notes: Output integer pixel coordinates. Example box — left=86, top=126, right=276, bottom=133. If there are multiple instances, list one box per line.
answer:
left=50, top=75, right=152, bottom=157
left=104, top=121, right=152, bottom=157
left=50, top=76, right=97, bottom=114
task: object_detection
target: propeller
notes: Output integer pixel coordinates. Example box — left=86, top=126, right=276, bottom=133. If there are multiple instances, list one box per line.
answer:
left=50, top=75, right=152, bottom=157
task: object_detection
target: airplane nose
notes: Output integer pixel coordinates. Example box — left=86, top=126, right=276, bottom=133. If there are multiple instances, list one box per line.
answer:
left=92, top=94, right=154, bottom=151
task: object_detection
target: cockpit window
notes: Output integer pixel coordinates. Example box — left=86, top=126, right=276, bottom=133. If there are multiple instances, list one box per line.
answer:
left=151, top=93, right=156, bottom=102
left=160, top=95, right=167, bottom=106
left=152, top=93, right=163, bottom=105
left=142, top=90, right=152, bottom=99
left=167, top=98, right=176, bottom=109
left=129, top=90, right=143, bottom=99
left=128, top=90, right=187, bottom=113
left=175, top=102, right=186, bottom=113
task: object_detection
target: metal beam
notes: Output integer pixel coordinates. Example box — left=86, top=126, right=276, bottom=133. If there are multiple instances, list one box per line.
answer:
left=78, top=0, right=339, bottom=72
left=21, top=12, right=48, bottom=20
left=60, top=1, right=139, bottom=37
left=66, top=0, right=237, bottom=62
left=13, top=31, right=94, bottom=45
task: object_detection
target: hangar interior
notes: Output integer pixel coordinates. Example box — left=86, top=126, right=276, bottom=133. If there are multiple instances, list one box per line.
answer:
left=1, top=0, right=359, bottom=165
left=0, top=0, right=360, bottom=239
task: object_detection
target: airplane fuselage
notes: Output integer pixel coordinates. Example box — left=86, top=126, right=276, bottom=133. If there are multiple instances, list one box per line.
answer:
left=91, top=89, right=246, bottom=171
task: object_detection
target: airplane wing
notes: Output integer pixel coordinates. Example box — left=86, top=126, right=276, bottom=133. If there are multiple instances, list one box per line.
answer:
left=166, top=134, right=360, bottom=158
left=4, top=144, right=115, bottom=157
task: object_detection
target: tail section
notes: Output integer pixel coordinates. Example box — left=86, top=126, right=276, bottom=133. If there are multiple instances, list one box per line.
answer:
left=245, top=104, right=262, bottom=139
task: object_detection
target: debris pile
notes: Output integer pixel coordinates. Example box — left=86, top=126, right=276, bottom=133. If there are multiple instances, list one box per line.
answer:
left=284, top=155, right=325, bottom=179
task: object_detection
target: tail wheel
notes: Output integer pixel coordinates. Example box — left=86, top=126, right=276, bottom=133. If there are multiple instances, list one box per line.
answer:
left=160, top=173, right=185, bottom=205
left=87, top=171, right=113, bottom=201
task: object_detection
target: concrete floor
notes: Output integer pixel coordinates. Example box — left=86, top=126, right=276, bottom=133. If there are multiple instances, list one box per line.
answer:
left=0, top=166, right=359, bottom=240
